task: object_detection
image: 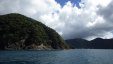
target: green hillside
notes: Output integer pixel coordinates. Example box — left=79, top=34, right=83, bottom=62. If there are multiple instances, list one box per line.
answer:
left=0, top=13, right=69, bottom=50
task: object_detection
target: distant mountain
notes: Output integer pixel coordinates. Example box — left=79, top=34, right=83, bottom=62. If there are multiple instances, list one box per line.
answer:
left=65, top=38, right=89, bottom=49
left=0, top=13, right=69, bottom=50
left=90, top=38, right=113, bottom=49
left=66, top=38, right=113, bottom=49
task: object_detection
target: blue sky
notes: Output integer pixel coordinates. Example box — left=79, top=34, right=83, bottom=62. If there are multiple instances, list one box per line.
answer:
left=55, top=0, right=81, bottom=7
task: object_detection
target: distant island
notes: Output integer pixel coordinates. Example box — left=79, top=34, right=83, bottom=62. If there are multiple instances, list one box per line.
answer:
left=66, top=38, right=113, bottom=49
left=0, top=13, right=69, bottom=50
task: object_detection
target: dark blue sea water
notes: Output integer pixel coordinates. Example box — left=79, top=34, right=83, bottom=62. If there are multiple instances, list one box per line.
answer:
left=0, top=49, right=113, bottom=64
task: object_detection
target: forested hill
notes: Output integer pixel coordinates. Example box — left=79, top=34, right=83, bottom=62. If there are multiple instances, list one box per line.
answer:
left=0, top=13, right=69, bottom=50
left=66, top=38, right=113, bottom=49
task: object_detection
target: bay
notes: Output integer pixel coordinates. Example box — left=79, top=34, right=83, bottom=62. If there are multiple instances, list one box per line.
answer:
left=0, top=49, right=113, bottom=64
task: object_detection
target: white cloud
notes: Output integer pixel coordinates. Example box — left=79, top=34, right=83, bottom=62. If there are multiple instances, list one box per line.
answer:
left=0, top=0, right=113, bottom=40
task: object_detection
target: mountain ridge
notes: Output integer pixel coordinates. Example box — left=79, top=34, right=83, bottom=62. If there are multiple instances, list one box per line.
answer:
left=66, top=38, right=113, bottom=49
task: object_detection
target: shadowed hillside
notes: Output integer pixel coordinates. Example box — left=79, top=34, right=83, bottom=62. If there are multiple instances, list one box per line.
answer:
left=66, top=38, right=113, bottom=49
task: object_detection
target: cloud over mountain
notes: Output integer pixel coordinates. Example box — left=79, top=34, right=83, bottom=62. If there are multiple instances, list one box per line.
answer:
left=0, top=0, right=113, bottom=40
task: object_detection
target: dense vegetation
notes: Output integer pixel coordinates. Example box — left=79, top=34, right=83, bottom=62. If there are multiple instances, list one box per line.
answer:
left=66, top=38, right=113, bottom=49
left=0, top=13, right=69, bottom=50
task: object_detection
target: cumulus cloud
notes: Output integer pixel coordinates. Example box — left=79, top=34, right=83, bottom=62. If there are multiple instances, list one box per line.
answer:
left=0, top=0, right=113, bottom=40
left=97, top=0, right=113, bottom=23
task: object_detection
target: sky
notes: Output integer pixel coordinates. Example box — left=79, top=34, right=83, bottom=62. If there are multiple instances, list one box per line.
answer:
left=55, top=0, right=81, bottom=8
left=0, top=0, right=113, bottom=40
